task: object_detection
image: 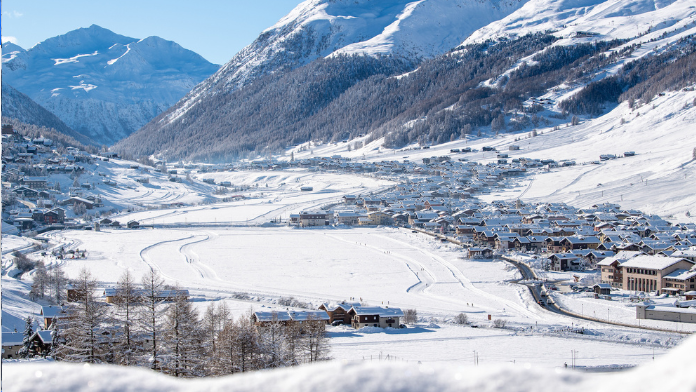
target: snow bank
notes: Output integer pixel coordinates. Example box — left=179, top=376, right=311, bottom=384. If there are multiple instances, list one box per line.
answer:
left=5, top=334, right=696, bottom=392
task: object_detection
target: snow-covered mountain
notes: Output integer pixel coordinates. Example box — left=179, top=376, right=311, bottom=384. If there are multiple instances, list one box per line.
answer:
left=154, top=0, right=527, bottom=127
left=119, top=0, right=696, bottom=161
left=1, top=25, right=219, bottom=145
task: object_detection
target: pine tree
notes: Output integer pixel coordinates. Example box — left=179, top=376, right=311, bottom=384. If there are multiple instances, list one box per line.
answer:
left=18, top=316, right=36, bottom=358
left=138, top=269, right=166, bottom=370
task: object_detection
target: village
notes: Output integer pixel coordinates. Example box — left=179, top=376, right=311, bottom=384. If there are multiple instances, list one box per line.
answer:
left=3, top=121, right=696, bottom=368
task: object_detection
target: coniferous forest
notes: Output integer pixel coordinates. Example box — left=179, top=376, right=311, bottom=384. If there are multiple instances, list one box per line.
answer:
left=114, top=33, right=696, bottom=162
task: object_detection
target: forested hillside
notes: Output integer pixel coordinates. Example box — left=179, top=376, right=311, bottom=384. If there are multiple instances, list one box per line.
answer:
left=116, top=33, right=696, bottom=162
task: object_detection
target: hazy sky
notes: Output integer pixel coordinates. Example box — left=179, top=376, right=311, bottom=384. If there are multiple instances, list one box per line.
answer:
left=1, top=0, right=303, bottom=65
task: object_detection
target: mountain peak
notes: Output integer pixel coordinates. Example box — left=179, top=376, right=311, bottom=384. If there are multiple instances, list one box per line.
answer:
left=2, top=26, right=219, bottom=145
left=31, top=25, right=136, bottom=58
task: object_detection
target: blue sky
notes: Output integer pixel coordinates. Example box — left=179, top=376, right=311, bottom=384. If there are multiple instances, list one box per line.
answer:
left=1, top=0, right=303, bottom=65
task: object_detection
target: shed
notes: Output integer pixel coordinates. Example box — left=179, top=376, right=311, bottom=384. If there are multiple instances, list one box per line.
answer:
left=593, top=283, right=612, bottom=295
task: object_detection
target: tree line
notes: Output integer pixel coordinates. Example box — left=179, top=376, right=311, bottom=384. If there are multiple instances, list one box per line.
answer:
left=29, top=267, right=330, bottom=378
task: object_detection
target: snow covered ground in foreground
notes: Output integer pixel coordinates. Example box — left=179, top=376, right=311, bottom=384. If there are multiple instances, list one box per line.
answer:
left=4, top=334, right=696, bottom=392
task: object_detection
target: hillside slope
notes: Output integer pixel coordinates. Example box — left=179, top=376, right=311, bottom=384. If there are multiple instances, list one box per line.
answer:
left=1, top=82, right=96, bottom=146
left=116, top=0, right=696, bottom=161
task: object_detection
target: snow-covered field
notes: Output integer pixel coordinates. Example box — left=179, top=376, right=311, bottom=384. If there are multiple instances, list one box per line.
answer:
left=4, top=192, right=683, bottom=370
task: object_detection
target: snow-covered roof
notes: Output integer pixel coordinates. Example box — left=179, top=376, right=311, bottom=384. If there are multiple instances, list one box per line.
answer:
left=350, top=306, right=404, bottom=318
left=288, top=310, right=330, bottom=322
left=41, top=305, right=63, bottom=318
left=254, top=311, right=293, bottom=322
left=663, top=269, right=696, bottom=281
left=2, top=332, right=24, bottom=346
left=596, top=251, right=642, bottom=266
left=621, top=255, right=693, bottom=270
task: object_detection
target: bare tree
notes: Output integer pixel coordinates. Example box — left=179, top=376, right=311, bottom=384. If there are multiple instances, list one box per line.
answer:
left=300, top=315, right=330, bottom=363
left=30, top=261, right=49, bottom=299
left=162, top=289, right=203, bottom=377
left=453, top=313, right=468, bottom=325
left=138, top=269, right=166, bottom=370
left=49, top=264, right=67, bottom=303
left=403, top=309, right=417, bottom=324
left=113, top=270, right=141, bottom=365
left=58, top=268, right=108, bottom=363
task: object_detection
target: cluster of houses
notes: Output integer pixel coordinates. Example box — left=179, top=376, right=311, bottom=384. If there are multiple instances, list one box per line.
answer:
left=1, top=125, right=108, bottom=233
left=253, top=304, right=404, bottom=330
left=1, top=287, right=191, bottom=359
left=1, top=305, right=62, bottom=359
left=273, top=154, right=696, bottom=296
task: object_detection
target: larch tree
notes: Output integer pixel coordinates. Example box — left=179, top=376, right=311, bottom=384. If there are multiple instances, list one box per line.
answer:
left=49, top=264, right=67, bottom=304
left=300, top=315, right=330, bottom=363
left=58, top=267, right=108, bottom=363
left=113, top=270, right=141, bottom=365
left=138, top=269, right=166, bottom=370
left=30, top=261, right=49, bottom=300
left=162, top=289, right=203, bottom=377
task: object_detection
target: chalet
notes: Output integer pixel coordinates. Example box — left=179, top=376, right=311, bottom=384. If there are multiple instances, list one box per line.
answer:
left=252, top=310, right=328, bottom=327
left=41, top=305, right=64, bottom=329
left=288, top=310, right=330, bottom=326
left=409, top=211, right=438, bottom=227
left=455, top=225, right=476, bottom=235
left=20, top=177, right=48, bottom=190
left=343, top=195, right=357, bottom=204
left=349, top=306, right=403, bottom=329
left=13, top=186, right=39, bottom=199
left=560, top=236, right=601, bottom=251
left=467, top=247, right=493, bottom=259
left=549, top=253, right=582, bottom=271
left=494, top=233, right=520, bottom=250
left=29, top=330, right=54, bottom=357
left=319, top=303, right=353, bottom=324
left=127, top=220, right=140, bottom=229
left=334, top=211, right=362, bottom=225
left=60, top=197, right=94, bottom=209
left=102, top=288, right=189, bottom=303
left=662, top=269, right=696, bottom=295
left=593, top=283, right=612, bottom=295
left=367, top=211, right=393, bottom=226
left=44, top=208, right=66, bottom=224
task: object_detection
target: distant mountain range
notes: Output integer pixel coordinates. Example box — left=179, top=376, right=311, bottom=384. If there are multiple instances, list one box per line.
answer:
left=113, top=0, right=696, bottom=162
left=1, top=25, right=219, bottom=145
